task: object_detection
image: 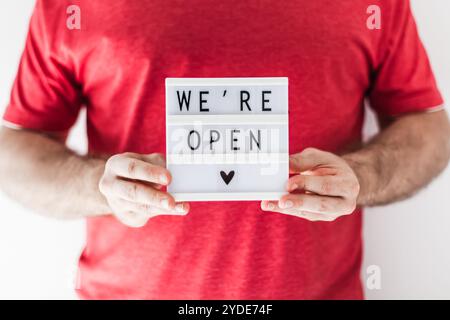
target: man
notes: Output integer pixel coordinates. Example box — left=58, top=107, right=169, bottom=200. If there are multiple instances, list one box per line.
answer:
left=0, top=0, right=449, bottom=299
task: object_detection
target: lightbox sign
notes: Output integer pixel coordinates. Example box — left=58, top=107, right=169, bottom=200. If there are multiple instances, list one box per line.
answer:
left=166, top=77, right=289, bottom=201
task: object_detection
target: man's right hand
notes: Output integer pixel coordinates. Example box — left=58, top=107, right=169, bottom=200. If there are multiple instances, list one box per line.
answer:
left=99, top=152, right=189, bottom=228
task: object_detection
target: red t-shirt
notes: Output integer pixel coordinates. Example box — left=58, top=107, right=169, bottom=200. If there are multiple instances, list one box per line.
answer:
left=4, top=0, right=443, bottom=299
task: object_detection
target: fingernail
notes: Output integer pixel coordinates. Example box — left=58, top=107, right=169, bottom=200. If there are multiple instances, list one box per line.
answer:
left=281, top=200, right=293, bottom=209
left=175, top=203, right=186, bottom=213
left=161, top=198, right=170, bottom=209
left=267, top=203, right=275, bottom=210
left=288, top=184, right=298, bottom=192
left=159, top=175, right=168, bottom=185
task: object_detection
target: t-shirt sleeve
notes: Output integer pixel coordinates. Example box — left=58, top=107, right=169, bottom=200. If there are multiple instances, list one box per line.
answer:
left=368, top=1, right=444, bottom=116
left=3, top=1, right=82, bottom=131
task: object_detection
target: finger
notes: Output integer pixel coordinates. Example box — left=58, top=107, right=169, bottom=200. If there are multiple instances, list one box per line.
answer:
left=114, top=198, right=190, bottom=216
left=290, top=148, right=341, bottom=173
left=286, top=174, right=352, bottom=197
left=123, top=152, right=167, bottom=168
left=109, top=179, right=176, bottom=209
left=152, top=202, right=190, bottom=215
left=261, top=200, right=278, bottom=212
left=108, top=155, right=171, bottom=185
left=298, top=211, right=339, bottom=222
left=278, top=193, right=354, bottom=215
left=114, top=211, right=150, bottom=228
left=141, top=153, right=166, bottom=168
left=260, top=201, right=339, bottom=221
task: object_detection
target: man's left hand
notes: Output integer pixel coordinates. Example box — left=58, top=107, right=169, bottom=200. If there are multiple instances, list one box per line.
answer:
left=261, top=148, right=360, bottom=221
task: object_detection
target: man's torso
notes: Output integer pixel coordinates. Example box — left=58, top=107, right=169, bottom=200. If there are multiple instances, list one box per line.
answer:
left=54, top=0, right=385, bottom=299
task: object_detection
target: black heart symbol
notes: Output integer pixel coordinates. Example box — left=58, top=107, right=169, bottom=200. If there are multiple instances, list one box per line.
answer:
left=220, top=170, right=235, bottom=185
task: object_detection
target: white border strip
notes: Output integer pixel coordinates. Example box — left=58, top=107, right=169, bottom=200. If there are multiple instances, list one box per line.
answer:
left=172, top=192, right=285, bottom=202
left=167, top=153, right=288, bottom=165
left=166, top=77, right=288, bottom=87
left=391, top=104, right=446, bottom=117
left=1, top=120, right=26, bottom=130
left=424, top=104, right=446, bottom=113
left=167, top=114, right=288, bottom=125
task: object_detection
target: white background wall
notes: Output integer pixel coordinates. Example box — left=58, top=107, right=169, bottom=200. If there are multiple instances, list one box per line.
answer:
left=0, top=1, right=449, bottom=300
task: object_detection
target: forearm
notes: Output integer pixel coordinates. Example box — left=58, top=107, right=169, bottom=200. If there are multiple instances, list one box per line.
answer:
left=343, top=110, right=450, bottom=206
left=0, top=127, right=109, bottom=219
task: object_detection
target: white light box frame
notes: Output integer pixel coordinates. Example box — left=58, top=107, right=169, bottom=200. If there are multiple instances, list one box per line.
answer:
left=166, top=77, right=289, bottom=201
